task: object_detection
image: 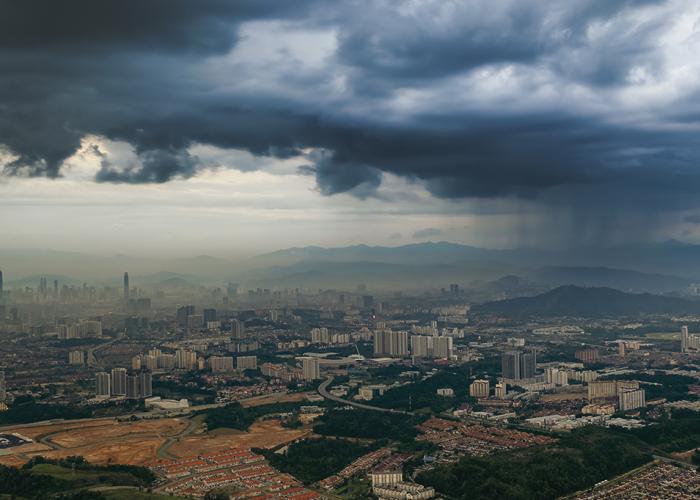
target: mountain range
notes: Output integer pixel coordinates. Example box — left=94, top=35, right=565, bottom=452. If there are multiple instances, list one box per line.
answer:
left=2, top=240, right=700, bottom=292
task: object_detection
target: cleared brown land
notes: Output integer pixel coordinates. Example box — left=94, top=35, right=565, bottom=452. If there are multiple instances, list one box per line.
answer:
left=0, top=417, right=309, bottom=467
left=166, top=420, right=310, bottom=458
left=0, top=418, right=188, bottom=467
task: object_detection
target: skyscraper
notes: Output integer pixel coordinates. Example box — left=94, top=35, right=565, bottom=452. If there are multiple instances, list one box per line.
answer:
left=0, top=269, right=3, bottom=295
left=501, top=351, right=521, bottom=379
left=123, top=272, right=129, bottom=299
left=502, top=350, right=537, bottom=380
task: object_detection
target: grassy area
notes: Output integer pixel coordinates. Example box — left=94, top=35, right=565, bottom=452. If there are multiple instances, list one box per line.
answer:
left=643, top=332, right=679, bottom=340
left=29, top=463, right=114, bottom=481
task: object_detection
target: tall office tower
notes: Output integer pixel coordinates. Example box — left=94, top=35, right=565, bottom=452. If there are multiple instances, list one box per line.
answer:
left=203, top=308, right=217, bottom=324
left=231, top=319, right=245, bottom=339
left=0, top=370, right=6, bottom=402
left=681, top=325, right=689, bottom=353
left=449, top=283, right=460, bottom=297
left=501, top=351, right=521, bottom=379
left=0, top=269, right=3, bottom=294
left=53, top=279, right=58, bottom=296
left=126, top=374, right=140, bottom=399
left=123, top=272, right=129, bottom=299
left=469, top=379, right=490, bottom=398
left=301, top=357, right=320, bottom=381
left=176, top=305, right=196, bottom=328
left=95, top=372, right=111, bottom=397
left=111, top=368, right=127, bottom=396
left=187, top=314, right=204, bottom=331
left=236, top=356, right=258, bottom=371
left=139, top=370, right=153, bottom=398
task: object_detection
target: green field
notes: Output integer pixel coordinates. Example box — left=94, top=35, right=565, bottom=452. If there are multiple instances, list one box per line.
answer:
left=643, top=332, right=679, bottom=340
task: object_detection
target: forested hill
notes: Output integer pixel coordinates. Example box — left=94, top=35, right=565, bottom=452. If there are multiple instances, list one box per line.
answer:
left=472, top=285, right=700, bottom=318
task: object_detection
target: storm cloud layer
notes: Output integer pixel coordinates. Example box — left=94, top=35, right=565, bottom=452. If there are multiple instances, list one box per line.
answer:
left=2, top=0, right=700, bottom=226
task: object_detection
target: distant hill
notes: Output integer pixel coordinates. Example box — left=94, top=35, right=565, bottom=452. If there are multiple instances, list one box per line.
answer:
left=250, top=241, right=505, bottom=267
left=532, top=266, right=691, bottom=293
left=472, top=285, right=700, bottom=318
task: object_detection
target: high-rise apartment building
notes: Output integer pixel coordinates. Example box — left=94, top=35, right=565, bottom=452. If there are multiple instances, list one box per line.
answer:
left=139, top=370, right=152, bottom=398
left=433, top=336, right=453, bottom=359
left=68, top=350, right=84, bottom=365
left=469, top=379, right=490, bottom=398
left=236, top=356, right=257, bottom=371
left=374, top=330, right=408, bottom=357
left=495, top=383, right=507, bottom=399
left=111, top=368, right=127, bottom=396
left=142, top=354, right=157, bottom=371
left=588, top=380, right=639, bottom=400
left=619, top=388, right=646, bottom=411
left=126, top=374, right=140, bottom=399
left=96, top=372, right=111, bottom=397
left=575, top=348, right=599, bottom=364
left=209, top=356, right=234, bottom=373
left=301, top=357, right=320, bottom=381
left=175, top=349, right=197, bottom=370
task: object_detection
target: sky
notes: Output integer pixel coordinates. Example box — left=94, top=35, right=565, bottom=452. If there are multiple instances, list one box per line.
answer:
left=2, top=0, right=700, bottom=256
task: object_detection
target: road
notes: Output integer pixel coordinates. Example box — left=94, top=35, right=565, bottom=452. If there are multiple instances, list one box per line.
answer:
left=156, top=415, right=200, bottom=460
left=317, top=376, right=413, bottom=415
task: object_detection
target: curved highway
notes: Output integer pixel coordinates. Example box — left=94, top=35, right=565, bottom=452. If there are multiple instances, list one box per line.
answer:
left=317, top=376, right=413, bottom=415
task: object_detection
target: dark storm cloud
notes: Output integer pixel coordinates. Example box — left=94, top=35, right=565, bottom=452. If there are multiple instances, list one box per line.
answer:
left=0, top=0, right=306, bottom=53
left=1, top=0, right=699, bottom=233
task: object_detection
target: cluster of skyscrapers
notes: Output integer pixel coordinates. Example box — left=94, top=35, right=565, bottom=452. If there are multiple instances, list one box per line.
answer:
left=95, top=368, right=152, bottom=400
